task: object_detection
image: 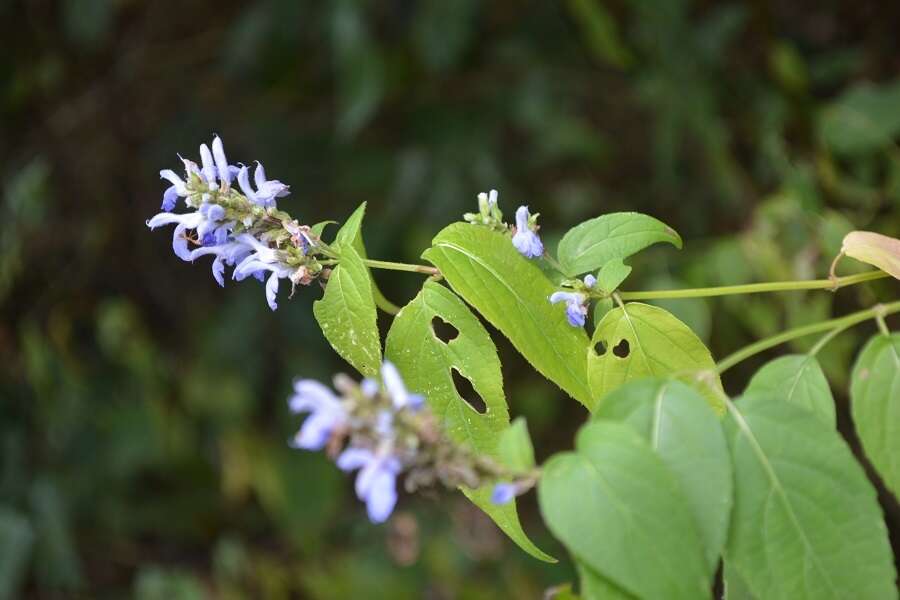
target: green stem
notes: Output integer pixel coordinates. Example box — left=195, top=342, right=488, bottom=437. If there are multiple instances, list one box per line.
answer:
left=617, top=270, right=888, bottom=301
left=362, top=259, right=440, bottom=276
left=716, top=300, right=900, bottom=373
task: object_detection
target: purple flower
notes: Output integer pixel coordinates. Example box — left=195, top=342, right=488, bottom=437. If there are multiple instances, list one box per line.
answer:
left=188, top=239, right=254, bottom=287
left=159, top=169, right=188, bottom=212
left=212, top=135, right=233, bottom=187
left=232, top=234, right=295, bottom=310
left=491, top=483, right=516, bottom=505
left=237, top=163, right=290, bottom=208
left=549, top=291, right=588, bottom=327
left=289, top=380, right=348, bottom=450
left=584, top=274, right=597, bottom=289
left=146, top=211, right=205, bottom=261
left=381, top=362, right=424, bottom=411
left=337, top=447, right=402, bottom=523
left=512, top=206, right=543, bottom=259
left=199, top=142, right=218, bottom=190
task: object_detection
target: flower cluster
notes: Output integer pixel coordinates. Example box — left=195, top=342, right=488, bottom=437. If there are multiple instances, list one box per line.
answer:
left=289, top=362, right=519, bottom=523
left=549, top=274, right=597, bottom=327
left=146, top=136, right=325, bottom=310
left=465, top=189, right=544, bottom=260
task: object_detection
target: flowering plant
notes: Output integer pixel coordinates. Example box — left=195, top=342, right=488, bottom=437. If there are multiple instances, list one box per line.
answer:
left=149, top=137, right=900, bottom=599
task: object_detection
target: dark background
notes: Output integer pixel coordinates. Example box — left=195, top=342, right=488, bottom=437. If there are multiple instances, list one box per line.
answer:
left=2, top=1, right=900, bottom=598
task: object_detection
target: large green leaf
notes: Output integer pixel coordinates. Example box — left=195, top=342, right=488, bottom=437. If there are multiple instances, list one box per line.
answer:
left=723, top=561, right=757, bottom=600
left=588, top=302, right=724, bottom=411
left=576, top=561, right=634, bottom=600
left=592, top=379, right=731, bottom=576
left=313, top=244, right=382, bottom=377
left=557, top=212, right=682, bottom=276
left=333, top=202, right=400, bottom=313
left=423, top=223, right=593, bottom=408
left=745, top=354, right=835, bottom=427
left=851, top=333, right=900, bottom=500
left=384, top=280, right=553, bottom=562
left=538, top=421, right=709, bottom=600
left=725, top=394, right=897, bottom=600
left=818, top=80, right=900, bottom=155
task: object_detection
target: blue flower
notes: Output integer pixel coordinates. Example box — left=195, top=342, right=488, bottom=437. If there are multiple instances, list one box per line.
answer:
left=289, top=380, right=348, bottom=450
left=491, top=482, right=516, bottom=505
left=231, top=234, right=295, bottom=310
left=237, top=162, right=290, bottom=208
left=211, top=135, right=234, bottom=188
left=188, top=239, right=254, bottom=287
left=512, top=206, right=544, bottom=259
left=381, top=361, right=424, bottom=411
left=146, top=211, right=206, bottom=261
left=159, top=169, right=188, bottom=212
left=549, top=291, right=588, bottom=327
left=337, top=447, right=402, bottom=523
left=583, top=274, right=597, bottom=289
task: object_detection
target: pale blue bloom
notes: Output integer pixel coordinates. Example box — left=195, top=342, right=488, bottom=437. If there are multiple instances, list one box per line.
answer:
left=549, top=290, right=588, bottom=327
left=212, top=135, right=234, bottom=187
left=584, top=274, right=597, bottom=289
left=237, top=163, right=290, bottom=208
left=231, top=234, right=295, bottom=310
left=189, top=239, right=254, bottom=287
left=146, top=211, right=205, bottom=261
left=159, top=169, right=188, bottom=212
left=337, top=447, right=402, bottom=523
left=289, top=380, right=348, bottom=450
left=381, top=361, right=424, bottom=411
left=491, top=483, right=516, bottom=505
left=512, top=206, right=543, bottom=259
left=360, top=378, right=379, bottom=398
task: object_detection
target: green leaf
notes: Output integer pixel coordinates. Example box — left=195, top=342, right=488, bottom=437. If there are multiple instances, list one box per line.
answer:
left=30, top=479, right=82, bottom=588
left=591, top=297, right=614, bottom=327
left=595, top=258, right=632, bottom=294
left=588, top=302, right=724, bottom=411
left=384, top=280, right=554, bottom=562
left=851, top=333, right=900, bottom=500
left=310, top=220, right=338, bottom=239
left=723, top=562, right=758, bottom=600
left=538, top=421, right=709, bottom=599
left=840, top=231, right=900, bottom=280
left=313, top=244, right=382, bottom=377
left=745, top=354, right=835, bottom=426
left=818, top=80, right=900, bottom=155
left=592, top=379, right=731, bottom=575
left=576, top=561, right=635, bottom=600
left=334, top=202, right=401, bottom=314
left=497, top=417, right=535, bottom=472
left=725, top=394, right=897, bottom=600
left=0, top=507, right=33, bottom=600
left=557, top=213, right=682, bottom=276
left=423, top=223, right=593, bottom=408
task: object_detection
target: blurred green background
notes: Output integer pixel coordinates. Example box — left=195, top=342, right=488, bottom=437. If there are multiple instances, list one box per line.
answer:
left=2, top=1, right=900, bottom=597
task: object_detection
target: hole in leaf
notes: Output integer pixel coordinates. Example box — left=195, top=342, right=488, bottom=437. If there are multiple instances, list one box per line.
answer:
left=613, top=339, right=630, bottom=358
left=451, top=368, right=486, bottom=414
left=431, top=316, right=460, bottom=344
left=594, top=340, right=608, bottom=356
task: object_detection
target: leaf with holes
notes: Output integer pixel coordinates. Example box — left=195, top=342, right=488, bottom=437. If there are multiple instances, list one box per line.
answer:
left=592, top=379, right=731, bottom=576
left=557, top=212, right=682, bottom=277
left=313, top=244, right=382, bottom=377
left=725, top=393, right=897, bottom=599
left=333, top=202, right=400, bottom=313
left=840, top=231, right=900, bottom=280
left=423, top=223, right=593, bottom=408
left=745, top=355, right=835, bottom=426
left=588, top=302, right=724, bottom=411
left=384, top=280, right=554, bottom=562
left=538, top=421, right=709, bottom=599
left=851, top=333, right=900, bottom=500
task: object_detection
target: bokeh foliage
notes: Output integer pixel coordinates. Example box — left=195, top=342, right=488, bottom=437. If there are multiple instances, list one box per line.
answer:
left=1, top=0, right=898, bottom=597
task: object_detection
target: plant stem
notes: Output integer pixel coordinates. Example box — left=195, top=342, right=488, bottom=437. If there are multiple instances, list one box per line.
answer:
left=362, top=259, right=440, bottom=276
left=716, top=300, right=900, bottom=373
left=617, top=270, right=888, bottom=301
